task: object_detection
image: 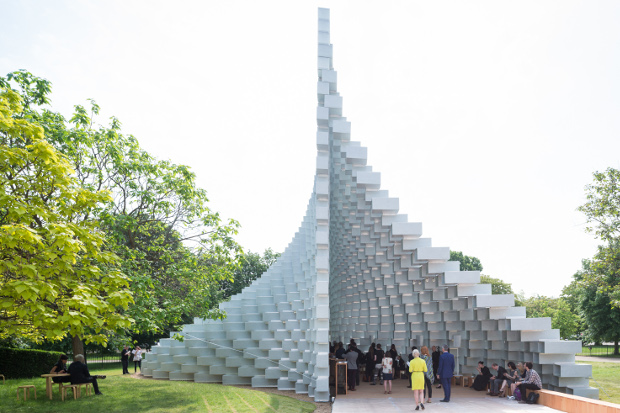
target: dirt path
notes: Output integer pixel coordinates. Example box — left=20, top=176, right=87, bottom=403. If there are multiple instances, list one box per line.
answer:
left=576, top=356, right=620, bottom=363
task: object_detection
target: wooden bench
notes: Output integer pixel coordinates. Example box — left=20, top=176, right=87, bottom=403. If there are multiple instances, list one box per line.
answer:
left=17, top=385, right=37, bottom=401
left=62, top=383, right=92, bottom=401
left=526, top=389, right=620, bottom=413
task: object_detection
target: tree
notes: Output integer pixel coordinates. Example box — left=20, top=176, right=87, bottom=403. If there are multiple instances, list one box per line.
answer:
left=0, top=88, right=132, bottom=345
left=218, top=249, right=280, bottom=300
left=522, top=295, right=579, bottom=340
left=578, top=168, right=620, bottom=244
left=560, top=280, right=586, bottom=339
left=572, top=244, right=620, bottom=354
left=450, top=250, right=483, bottom=271
left=2, top=70, right=243, bottom=343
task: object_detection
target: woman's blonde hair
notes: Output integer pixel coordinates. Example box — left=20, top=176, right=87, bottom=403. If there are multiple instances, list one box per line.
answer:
left=420, top=346, right=430, bottom=357
left=516, top=362, right=524, bottom=371
left=412, top=349, right=420, bottom=357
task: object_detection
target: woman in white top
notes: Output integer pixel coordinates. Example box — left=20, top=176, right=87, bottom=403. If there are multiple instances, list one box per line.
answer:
left=132, top=346, right=143, bottom=372
left=382, top=353, right=394, bottom=394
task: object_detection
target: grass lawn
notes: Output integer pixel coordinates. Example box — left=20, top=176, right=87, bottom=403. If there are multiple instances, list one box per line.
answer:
left=577, top=361, right=620, bottom=405
left=0, top=363, right=316, bottom=413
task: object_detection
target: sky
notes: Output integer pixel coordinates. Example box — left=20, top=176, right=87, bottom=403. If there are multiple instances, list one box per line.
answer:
left=1, top=1, right=619, bottom=298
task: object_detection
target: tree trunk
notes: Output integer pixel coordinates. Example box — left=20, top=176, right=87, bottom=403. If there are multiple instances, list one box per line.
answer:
left=615, top=340, right=619, bottom=356
left=72, top=335, right=85, bottom=359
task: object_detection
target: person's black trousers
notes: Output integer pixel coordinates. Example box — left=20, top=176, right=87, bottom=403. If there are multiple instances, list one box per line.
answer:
left=519, top=382, right=540, bottom=398
left=347, top=368, right=357, bottom=390
left=134, top=360, right=141, bottom=372
left=423, top=375, right=433, bottom=399
left=122, top=359, right=129, bottom=374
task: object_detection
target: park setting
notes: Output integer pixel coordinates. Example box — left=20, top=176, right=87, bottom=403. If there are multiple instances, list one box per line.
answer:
left=2, top=2, right=620, bottom=412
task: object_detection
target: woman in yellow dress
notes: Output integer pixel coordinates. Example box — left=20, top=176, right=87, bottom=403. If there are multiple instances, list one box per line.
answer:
left=409, top=349, right=427, bottom=410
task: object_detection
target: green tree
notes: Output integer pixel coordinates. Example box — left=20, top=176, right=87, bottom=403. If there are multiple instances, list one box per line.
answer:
left=573, top=244, right=620, bottom=354
left=218, top=249, right=280, bottom=300
left=450, top=250, right=483, bottom=271
left=2, top=70, right=243, bottom=341
left=578, top=168, right=620, bottom=244
left=0, top=89, right=132, bottom=345
left=560, top=280, right=586, bottom=339
left=522, top=295, right=580, bottom=340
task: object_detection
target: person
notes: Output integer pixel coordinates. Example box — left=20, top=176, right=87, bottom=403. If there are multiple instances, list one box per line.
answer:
left=374, top=343, right=385, bottom=385
left=343, top=344, right=359, bottom=391
left=436, top=345, right=454, bottom=402
left=132, top=346, right=143, bottom=372
left=382, top=349, right=393, bottom=394
left=471, top=361, right=492, bottom=391
left=431, top=346, right=441, bottom=389
left=515, top=362, right=542, bottom=402
left=67, top=354, right=105, bottom=395
left=407, top=346, right=418, bottom=388
left=388, top=344, right=398, bottom=379
left=409, top=349, right=427, bottom=410
left=50, top=354, right=71, bottom=384
left=394, top=355, right=406, bottom=381
left=346, top=340, right=364, bottom=386
left=420, top=346, right=434, bottom=404
left=499, top=361, right=517, bottom=397
left=121, top=345, right=131, bottom=375
left=335, top=342, right=345, bottom=359
left=489, top=362, right=507, bottom=396
left=509, top=362, right=527, bottom=397
left=366, top=343, right=376, bottom=383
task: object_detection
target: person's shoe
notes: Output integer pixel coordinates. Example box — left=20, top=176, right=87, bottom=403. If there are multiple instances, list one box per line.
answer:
left=426, top=399, right=431, bottom=403
left=95, top=392, right=103, bottom=395
left=440, top=399, right=449, bottom=402
left=436, top=385, right=442, bottom=388
left=421, top=404, right=425, bottom=410
left=406, top=385, right=411, bottom=388
left=415, top=406, right=420, bottom=411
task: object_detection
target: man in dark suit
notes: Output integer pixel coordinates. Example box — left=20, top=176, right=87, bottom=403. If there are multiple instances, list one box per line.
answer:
left=68, top=354, right=105, bottom=395
left=121, top=345, right=130, bottom=374
left=436, top=345, right=455, bottom=402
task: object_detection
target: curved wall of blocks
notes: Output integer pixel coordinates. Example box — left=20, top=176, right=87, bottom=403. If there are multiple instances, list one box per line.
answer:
left=142, top=7, right=597, bottom=401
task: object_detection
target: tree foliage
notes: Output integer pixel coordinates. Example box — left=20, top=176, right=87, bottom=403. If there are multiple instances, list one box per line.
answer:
left=450, top=250, right=483, bottom=272
left=2, top=70, right=243, bottom=340
left=572, top=244, right=620, bottom=353
left=218, top=249, right=280, bottom=300
left=578, top=168, right=620, bottom=244
left=0, top=88, right=132, bottom=344
left=521, top=295, right=580, bottom=340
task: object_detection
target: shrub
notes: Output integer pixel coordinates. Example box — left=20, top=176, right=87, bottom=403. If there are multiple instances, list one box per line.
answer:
left=0, top=347, right=64, bottom=378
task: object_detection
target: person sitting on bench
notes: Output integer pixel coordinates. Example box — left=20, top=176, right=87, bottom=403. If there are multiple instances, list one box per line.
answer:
left=67, top=354, right=105, bottom=395
left=50, top=354, right=72, bottom=384
left=514, top=362, right=541, bottom=401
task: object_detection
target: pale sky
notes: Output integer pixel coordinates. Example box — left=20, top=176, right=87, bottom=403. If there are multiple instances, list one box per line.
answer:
left=2, top=1, right=619, bottom=298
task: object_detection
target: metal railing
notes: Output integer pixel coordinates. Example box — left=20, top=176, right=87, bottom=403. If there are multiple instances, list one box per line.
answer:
left=577, top=345, right=619, bottom=357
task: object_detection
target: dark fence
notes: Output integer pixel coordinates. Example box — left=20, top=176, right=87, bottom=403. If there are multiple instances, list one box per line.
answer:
left=577, top=345, right=618, bottom=356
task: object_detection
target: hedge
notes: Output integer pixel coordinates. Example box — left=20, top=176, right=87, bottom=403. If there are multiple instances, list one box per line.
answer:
left=0, top=347, right=65, bottom=379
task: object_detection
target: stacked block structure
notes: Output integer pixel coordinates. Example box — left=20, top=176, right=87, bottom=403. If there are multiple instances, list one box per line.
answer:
left=142, top=8, right=597, bottom=401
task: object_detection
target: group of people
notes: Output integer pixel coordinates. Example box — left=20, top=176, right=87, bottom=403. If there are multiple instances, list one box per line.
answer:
left=468, top=360, right=542, bottom=401
left=330, top=340, right=456, bottom=410
left=121, top=345, right=143, bottom=374
left=49, top=354, right=106, bottom=395
left=333, top=340, right=543, bottom=408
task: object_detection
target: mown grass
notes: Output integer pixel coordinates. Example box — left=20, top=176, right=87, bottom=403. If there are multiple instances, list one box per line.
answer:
left=577, top=361, right=620, bottom=404
left=0, top=363, right=316, bottom=413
